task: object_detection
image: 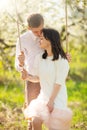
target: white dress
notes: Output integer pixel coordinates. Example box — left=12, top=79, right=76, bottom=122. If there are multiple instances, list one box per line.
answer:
left=23, top=54, right=72, bottom=130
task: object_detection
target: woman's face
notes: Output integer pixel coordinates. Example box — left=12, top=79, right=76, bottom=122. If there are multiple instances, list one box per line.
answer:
left=40, top=33, right=51, bottom=49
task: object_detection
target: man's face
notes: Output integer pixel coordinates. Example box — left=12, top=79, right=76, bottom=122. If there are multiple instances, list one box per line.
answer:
left=30, top=24, right=44, bottom=37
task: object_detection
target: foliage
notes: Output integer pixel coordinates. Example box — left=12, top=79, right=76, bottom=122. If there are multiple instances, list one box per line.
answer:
left=0, top=0, right=87, bottom=129
left=0, top=0, right=87, bottom=72
left=0, top=41, right=87, bottom=129
left=0, top=77, right=87, bottom=129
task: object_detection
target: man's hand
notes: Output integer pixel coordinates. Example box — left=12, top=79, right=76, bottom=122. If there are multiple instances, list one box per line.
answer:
left=66, top=53, right=71, bottom=62
left=18, top=51, right=25, bottom=67
left=21, top=69, right=29, bottom=80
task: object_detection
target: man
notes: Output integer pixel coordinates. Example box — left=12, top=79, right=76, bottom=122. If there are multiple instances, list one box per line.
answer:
left=15, top=13, right=44, bottom=130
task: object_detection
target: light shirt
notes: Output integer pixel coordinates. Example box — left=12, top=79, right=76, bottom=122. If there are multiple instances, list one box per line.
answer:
left=15, top=30, right=43, bottom=75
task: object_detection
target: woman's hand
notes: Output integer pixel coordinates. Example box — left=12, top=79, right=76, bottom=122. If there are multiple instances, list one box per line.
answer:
left=21, top=69, right=29, bottom=80
left=47, top=100, right=54, bottom=113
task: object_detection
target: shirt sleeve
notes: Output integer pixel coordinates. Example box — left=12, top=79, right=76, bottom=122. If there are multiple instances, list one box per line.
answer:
left=55, top=58, right=69, bottom=85
left=15, top=39, right=24, bottom=71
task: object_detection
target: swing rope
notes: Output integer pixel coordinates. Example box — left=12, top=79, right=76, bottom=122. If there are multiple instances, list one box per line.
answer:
left=15, top=1, right=32, bottom=129
left=65, top=0, right=68, bottom=53
left=15, top=0, right=21, bottom=51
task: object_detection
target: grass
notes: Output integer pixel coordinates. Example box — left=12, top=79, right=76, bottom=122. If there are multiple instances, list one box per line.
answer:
left=0, top=48, right=87, bottom=130
left=0, top=76, right=87, bottom=130
left=67, top=80, right=87, bottom=130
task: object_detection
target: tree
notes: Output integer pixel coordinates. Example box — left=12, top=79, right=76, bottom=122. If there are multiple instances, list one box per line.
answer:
left=0, top=0, right=87, bottom=70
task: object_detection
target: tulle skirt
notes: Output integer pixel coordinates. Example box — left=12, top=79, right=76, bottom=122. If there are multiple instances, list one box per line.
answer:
left=23, top=98, right=72, bottom=130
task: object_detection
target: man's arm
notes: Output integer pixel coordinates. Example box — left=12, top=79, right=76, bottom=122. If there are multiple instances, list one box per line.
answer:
left=21, top=69, right=39, bottom=83
left=15, top=39, right=25, bottom=71
left=66, top=52, right=71, bottom=62
left=18, top=51, right=25, bottom=67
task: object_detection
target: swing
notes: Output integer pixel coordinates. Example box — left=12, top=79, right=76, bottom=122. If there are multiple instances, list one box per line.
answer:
left=15, top=0, right=69, bottom=130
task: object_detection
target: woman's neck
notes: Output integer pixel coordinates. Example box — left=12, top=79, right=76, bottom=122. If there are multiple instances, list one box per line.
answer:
left=46, top=47, right=53, bottom=56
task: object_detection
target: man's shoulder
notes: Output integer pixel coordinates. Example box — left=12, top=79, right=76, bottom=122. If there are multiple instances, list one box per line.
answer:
left=20, top=31, right=32, bottom=39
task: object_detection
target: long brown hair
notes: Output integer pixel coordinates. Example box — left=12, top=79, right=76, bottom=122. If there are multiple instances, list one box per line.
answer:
left=42, top=28, right=67, bottom=60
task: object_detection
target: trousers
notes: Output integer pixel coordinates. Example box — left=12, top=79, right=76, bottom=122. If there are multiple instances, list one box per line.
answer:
left=25, top=81, right=41, bottom=106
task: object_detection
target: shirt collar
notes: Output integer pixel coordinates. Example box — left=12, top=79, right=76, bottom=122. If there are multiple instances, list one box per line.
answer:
left=30, top=30, right=40, bottom=41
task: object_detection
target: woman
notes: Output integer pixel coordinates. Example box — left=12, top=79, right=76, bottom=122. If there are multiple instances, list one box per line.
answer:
left=21, top=28, right=72, bottom=130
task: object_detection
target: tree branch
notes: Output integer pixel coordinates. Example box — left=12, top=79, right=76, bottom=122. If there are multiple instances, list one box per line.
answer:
left=0, top=39, right=15, bottom=49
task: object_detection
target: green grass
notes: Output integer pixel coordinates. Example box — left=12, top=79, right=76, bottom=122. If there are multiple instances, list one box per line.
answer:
left=0, top=48, right=87, bottom=130
left=0, top=78, right=26, bottom=130
left=0, top=77, right=87, bottom=129
left=67, top=80, right=87, bottom=130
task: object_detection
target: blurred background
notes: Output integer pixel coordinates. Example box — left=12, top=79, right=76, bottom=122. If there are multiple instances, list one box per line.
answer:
left=0, top=0, right=87, bottom=129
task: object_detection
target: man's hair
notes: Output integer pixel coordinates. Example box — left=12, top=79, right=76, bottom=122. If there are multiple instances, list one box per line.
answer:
left=27, top=13, right=44, bottom=28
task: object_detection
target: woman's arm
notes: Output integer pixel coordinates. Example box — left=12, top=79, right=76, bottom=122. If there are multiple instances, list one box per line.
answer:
left=21, top=69, right=39, bottom=83
left=47, top=59, right=69, bottom=112
left=47, top=83, right=61, bottom=112
left=49, top=83, right=61, bottom=102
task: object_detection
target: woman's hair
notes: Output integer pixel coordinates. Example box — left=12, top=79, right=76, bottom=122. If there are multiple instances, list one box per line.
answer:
left=27, top=13, right=44, bottom=27
left=42, top=28, right=67, bottom=60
